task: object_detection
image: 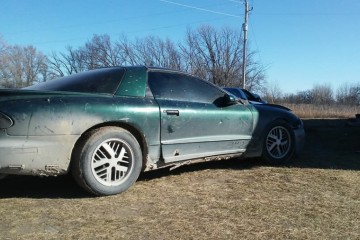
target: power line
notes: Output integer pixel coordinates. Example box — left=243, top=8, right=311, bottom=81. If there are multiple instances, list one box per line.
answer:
left=7, top=1, right=241, bottom=37
left=160, top=0, right=242, bottom=18
left=19, top=16, right=232, bottom=49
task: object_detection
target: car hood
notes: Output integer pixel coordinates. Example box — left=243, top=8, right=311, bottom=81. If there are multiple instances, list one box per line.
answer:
left=262, top=103, right=291, bottom=112
left=251, top=103, right=302, bottom=128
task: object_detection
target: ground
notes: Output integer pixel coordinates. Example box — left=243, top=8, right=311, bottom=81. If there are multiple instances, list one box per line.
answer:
left=0, top=119, right=359, bottom=239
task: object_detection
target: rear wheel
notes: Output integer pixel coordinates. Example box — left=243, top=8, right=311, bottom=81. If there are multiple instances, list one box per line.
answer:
left=72, top=127, right=142, bottom=196
left=262, top=121, right=295, bottom=165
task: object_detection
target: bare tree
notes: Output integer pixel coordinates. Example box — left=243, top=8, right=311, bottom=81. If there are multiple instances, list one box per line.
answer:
left=129, top=36, right=182, bottom=69
left=283, top=90, right=313, bottom=104
left=81, top=34, right=123, bottom=68
left=48, top=46, right=88, bottom=78
left=336, top=82, right=360, bottom=105
left=116, top=34, right=139, bottom=65
left=48, top=34, right=124, bottom=79
left=264, top=81, right=283, bottom=104
left=282, top=84, right=335, bottom=105
left=180, top=25, right=266, bottom=91
left=0, top=36, right=6, bottom=55
left=0, top=44, right=47, bottom=88
left=0, top=37, right=9, bottom=86
left=312, top=84, right=334, bottom=105
left=46, top=26, right=266, bottom=92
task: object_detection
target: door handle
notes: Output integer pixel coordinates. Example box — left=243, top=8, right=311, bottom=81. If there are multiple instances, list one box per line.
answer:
left=164, top=110, right=180, bottom=116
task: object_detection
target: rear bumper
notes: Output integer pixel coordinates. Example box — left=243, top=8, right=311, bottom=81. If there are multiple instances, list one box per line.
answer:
left=0, top=131, right=79, bottom=176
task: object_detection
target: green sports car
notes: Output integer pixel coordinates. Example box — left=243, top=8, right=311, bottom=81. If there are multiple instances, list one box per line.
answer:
left=0, top=66, right=305, bottom=196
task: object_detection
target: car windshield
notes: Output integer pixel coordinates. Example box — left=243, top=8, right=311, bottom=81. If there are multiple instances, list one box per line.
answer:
left=24, top=67, right=125, bottom=95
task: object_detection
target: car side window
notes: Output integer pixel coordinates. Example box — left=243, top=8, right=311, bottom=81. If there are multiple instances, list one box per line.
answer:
left=148, top=71, right=225, bottom=104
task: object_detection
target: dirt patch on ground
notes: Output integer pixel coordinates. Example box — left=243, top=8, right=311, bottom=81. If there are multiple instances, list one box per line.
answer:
left=1, top=119, right=359, bottom=239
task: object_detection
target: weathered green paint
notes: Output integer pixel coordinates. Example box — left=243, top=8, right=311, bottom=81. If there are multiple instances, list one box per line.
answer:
left=156, top=99, right=254, bottom=162
left=116, top=66, right=148, bottom=97
left=0, top=66, right=304, bottom=177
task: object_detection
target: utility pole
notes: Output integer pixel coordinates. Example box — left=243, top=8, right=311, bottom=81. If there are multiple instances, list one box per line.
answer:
left=242, top=0, right=251, bottom=89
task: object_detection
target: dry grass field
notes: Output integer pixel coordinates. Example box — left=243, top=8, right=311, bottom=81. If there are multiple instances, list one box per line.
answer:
left=0, top=119, right=360, bottom=239
left=284, top=103, right=360, bottom=119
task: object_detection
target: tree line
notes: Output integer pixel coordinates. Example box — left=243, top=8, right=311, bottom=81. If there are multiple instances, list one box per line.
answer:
left=264, top=83, right=360, bottom=106
left=1, top=25, right=359, bottom=105
left=0, top=37, right=47, bottom=88
left=0, top=25, right=265, bottom=92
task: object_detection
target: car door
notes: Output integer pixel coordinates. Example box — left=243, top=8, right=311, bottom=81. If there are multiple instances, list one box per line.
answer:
left=148, top=70, right=254, bottom=163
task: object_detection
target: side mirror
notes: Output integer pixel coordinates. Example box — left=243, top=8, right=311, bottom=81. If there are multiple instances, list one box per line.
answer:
left=228, top=94, right=237, bottom=102
left=224, top=94, right=238, bottom=105
left=253, top=93, right=261, bottom=101
left=214, top=93, right=239, bottom=107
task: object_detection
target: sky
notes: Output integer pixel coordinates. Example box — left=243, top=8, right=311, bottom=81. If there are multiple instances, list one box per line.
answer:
left=1, top=0, right=360, bottom=93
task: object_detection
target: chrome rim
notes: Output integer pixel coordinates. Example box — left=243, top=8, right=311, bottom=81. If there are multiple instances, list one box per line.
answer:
left=91, top=138, right=134, bottom=186
left=266, top=126, right=291, bottom=159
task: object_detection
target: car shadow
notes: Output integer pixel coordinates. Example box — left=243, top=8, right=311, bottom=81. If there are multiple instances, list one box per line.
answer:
left=0, top=149, right=357, bottom=199
left=0, top=158, right=262, bottom=199
left=0, top=174, right=90, bottom=199
left=138, top=157, right=262, bottom=182
left=286, top=119, right=360, bottom=171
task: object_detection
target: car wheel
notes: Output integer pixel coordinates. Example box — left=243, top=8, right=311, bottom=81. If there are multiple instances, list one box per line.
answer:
left=262, top=121, right=295, bottom=165
left=0, top=174, right=7, bottom=180
left=72, top=127, right=142, bottom=196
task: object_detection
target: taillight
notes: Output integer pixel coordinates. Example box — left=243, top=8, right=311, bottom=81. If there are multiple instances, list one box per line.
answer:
left=0, top=112, right=13, bottom=129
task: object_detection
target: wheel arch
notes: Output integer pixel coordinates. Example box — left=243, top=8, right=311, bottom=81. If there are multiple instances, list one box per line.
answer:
left=244, top=117, right=292, bottom=158
left=260, top=117, right=293, bottom=148
left=261, top=117, right=296, bottom=164
left=70, top=121, right=148, bottom=171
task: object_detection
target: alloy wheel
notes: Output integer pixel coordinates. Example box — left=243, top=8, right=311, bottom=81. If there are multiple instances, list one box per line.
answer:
left=265, top=126, right=291, bottom=159
left=91, top=138, right=134, bottom=187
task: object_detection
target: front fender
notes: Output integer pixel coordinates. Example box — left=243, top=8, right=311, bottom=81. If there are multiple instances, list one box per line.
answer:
left=244, top=104, right=303, bottom=157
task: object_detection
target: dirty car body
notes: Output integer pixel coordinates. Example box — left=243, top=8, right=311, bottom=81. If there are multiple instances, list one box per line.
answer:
left=0, top=66, right=305, bottom=196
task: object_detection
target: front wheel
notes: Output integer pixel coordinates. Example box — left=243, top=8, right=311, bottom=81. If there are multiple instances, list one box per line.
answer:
left=262, top=121, right=296, bottom=165
left=72, top=127, right=142, bottom=196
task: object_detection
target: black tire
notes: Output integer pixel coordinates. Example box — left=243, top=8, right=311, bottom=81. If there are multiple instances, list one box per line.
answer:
left=262, top=121, right=296, bottom=165
left=72, top=127, right=142, bottom=196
